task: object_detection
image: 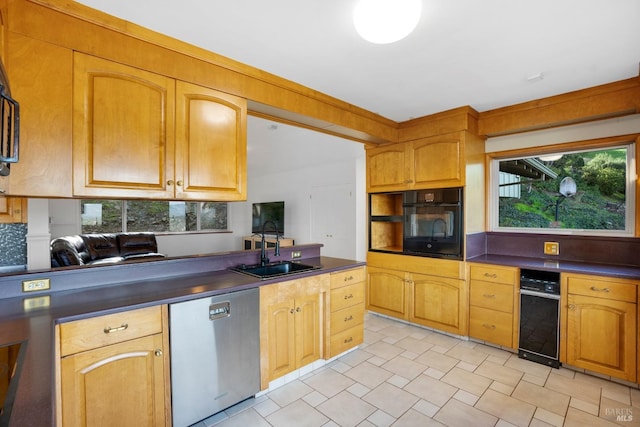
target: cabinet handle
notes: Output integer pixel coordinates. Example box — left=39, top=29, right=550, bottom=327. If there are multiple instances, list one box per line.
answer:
left=344, top=294, right=354, bottom=300
left=344, top=275, right=354, bottom=282
left=290, top=308, right=295, bottom=314
left=103, top=323, right=128, bottom=334
left=154, top=349, right=163, bottom=357
left=590, top=286, right=610, bottom=293
left=344, top=337, right=353, bottom=344
left=176, top=180, right=183, bottom=186
left=167, top=180, right=174, bottom=186
left=482, top=323, right=496, bottom=329
left=344, top=315, right=353, bottom=322
left=568, top=304, right=576, bottom=310
left=483, top=273, right=498, bottom=278
left=482, top=294, right=496, bottom=299
left=296, top=307, right=302, bottom=312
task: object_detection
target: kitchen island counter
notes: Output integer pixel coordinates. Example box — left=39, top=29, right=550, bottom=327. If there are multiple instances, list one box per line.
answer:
left=0, top=248, right=364, bottom=427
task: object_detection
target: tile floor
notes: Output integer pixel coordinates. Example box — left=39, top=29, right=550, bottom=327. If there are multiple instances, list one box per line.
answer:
left=194, top=313, right=640, bottom=427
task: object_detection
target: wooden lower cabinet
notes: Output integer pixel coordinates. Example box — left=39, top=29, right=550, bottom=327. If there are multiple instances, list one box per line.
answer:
left=468, top=264, right=518, bottom=348
left=0, top=196, right=26, bottom=223
left=326, top=267, right=366, bottom=358
left=58, top=306, right=170, bottom=427
left=561, top=273, right=637, bottom=382
left=366, top=252, right=466, bottom=335
left=259, top=274, right=329, bottom=388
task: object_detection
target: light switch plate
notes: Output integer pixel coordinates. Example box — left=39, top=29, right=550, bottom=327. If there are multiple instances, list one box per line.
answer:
left=22, top=278, right=51, bottom=292
left=544, top=242, right=559, bottom=255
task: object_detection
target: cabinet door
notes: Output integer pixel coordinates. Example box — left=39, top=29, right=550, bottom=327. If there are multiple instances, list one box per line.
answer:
left=72, top=53, right=176, bottom=198
left=0, top=197, right=26, bottom=223
left=411, top=135, right=462, bottom=188
left=60, top=334, right=167, bottom=427
left=295, top=293, right=321, bottom=368
left=263, top=298, right=296, bottom=382
left=366, top=144, right=409, bottom=192
left=566, top=293, right=636, bottom=381
left=409, top=273, right=465, bottom=334
left=175, top=81, right=247, bottom=200
left=366, top=266, right=408, bottom=319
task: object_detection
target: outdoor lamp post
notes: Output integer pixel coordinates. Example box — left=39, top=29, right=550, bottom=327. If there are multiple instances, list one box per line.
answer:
left=555, top=177, right=577, bottom=222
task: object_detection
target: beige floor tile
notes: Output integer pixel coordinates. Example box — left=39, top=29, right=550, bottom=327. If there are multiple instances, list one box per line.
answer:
left=363, top=329, right=385, bottom=344
left=434, top=398, right=498, bottom=427
left=302, top=390, right=328, bottom=407
left=569, top=396, right=600, bottom=416
left=400, top=350, right=419, bottom=360
left=424, top=367, right=447, bottom=380
left=363, top=340, right=405, bottom=360
left=316, top=390, right=376, bottom=427
left=381, top=355, right=427, bottom=380
left=387, top=374, right=410, bottom=388
left=599, top=397, right=636, bottom=425
left=392, top=409, right=446, bottom=426
left=630, top=388, right=640, bottom=408
left=338, top=348, right=372, bottom=367
left=441, top=366, right=493, bottom=396
left=366, top=410, right=395, bottom=427
left=394, top=336, right=434, bottom=355
left=511, top=380, right=570, bottom=416
left=423, top=332, right=460, bottom=350
left=490, top=381, right=516, bottom=396
left=267, top=380, right=314, bottom=407
left=362, top=382, right=419, bottom=417
left=378, top=324, right=412, bottom=339
left=215, top=408, right=272, bottom=427
left=412, top=399, right=440, bottom=417
left=495, top=420, right=519, bottom=427
left=367, top=355, right=387, bottom=366
left=266, top=400, right=329, bottom=427
left=303, top=366, right=355, bottom=398
left=601, top=382, right=632, bottom=405
left=545, top=371, right=602, bottom=405
left=503, top=355, right=552, bottom=380
left=528, top=419, right=556, bottom=427
left=475, top=360, right=524, bottom=386
left=346, top=382, right=370, bottom=397
left=456, top=361, right=478, bottom=372
left=253, top=398, right=280, bottom=418
left=532, top=407, right=565, bottom=427
left=475, top=389, right=536, bottom=427
left=446, top=343, right=489, bottom=365
left=404, top=374, right=458, bottom=407
left=453, top=389, right=480, bottom=406
left=414, top=349, right=459, bottom=373
left=564, top=407, right=620, bottom=427
left=344, top=361, right=393, bottom=389
left=523, top=372, right=547, bottom=386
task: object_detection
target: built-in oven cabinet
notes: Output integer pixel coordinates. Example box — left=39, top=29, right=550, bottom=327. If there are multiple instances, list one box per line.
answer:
left=56, top=305, right=170, bottom=427
left=366, top=252, right=467, bottom=335
left=560, top=272, right=637, bottom=382
left=366, top=133, right=464, bottom=193
left=467, top=263, right=519, bottom=349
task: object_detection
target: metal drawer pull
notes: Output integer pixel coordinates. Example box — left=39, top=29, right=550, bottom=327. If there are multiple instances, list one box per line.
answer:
left=483, top=273, right=498, bottom=278
left=344, top=294, right=354, bottom=300
left=344, top=337, right=353, bottom=344
left=483, top=294, right=496, bottom=298
left=344, top=275, right=354, bottom=282
left=482, top=323, right=496, bottom=329
left=590, top=286, right=610, bottom=293
left=154, top=349, right=163, bottom=357
left=344, top=315, right=353, bottom=322
left=296, top=307, right=301, bottom=312
left=104, top=323, right=128, bottom=334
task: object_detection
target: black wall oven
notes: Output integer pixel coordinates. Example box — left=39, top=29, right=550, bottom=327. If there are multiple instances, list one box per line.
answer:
left=402, top=187, right=463, bottom=259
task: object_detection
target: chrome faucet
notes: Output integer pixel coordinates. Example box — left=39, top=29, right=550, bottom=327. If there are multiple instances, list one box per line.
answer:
left=260, top=220, right=280, bottom=266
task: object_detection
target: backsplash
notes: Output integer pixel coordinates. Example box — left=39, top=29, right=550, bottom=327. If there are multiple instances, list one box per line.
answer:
left=0, top=223, right=27, bottom=266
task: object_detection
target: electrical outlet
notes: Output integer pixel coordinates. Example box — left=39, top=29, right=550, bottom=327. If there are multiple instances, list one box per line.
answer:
left=291, top=251, right=302, bottom=259
left=544, top=242, right=559, bottom=256
left=22, top=278, right=51, bottom=292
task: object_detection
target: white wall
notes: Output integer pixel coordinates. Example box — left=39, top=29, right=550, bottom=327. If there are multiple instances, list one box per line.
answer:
left=45, top=116, right=367, bottom=262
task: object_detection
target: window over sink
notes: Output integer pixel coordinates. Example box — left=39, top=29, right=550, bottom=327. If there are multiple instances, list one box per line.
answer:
left=489, top=140, right=635, bottom=236
left=80, top=200, right=228, bottom=234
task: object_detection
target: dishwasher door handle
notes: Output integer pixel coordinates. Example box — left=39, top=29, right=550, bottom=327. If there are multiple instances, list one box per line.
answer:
left=209, top=301, right=231, bottom=320
left=520, top=289, right=560, bottom=300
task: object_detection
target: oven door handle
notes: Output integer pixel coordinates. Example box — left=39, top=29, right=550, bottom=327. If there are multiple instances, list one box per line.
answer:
left=520, top=289, right=560, bottom=300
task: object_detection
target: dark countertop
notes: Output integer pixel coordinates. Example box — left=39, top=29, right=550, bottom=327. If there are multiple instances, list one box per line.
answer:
left=0, top=256, right=364, bottom=427
left=467, top=254, right=640, bottom=280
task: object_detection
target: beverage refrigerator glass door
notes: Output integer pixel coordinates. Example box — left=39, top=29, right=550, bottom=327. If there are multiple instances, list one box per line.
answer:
left=402, top=187, right=463, bottom=259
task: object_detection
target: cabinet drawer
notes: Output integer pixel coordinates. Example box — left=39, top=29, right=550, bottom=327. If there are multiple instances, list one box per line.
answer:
left=331, top=304, right=365, bottom=334
left=331, top=267, right=365, bottom=289
left=331, top=282, right=365, bottom=312
left=469, top=265, right=517, bottom=285
left=60, top=306, right=162, bottom=356
left=566, top=275, right=637, bottom=303
left=469, top=306, right=513, bottom=348
left=470, top=281, right=513, bottom=313
left=330, top=326, right=364, bottom=357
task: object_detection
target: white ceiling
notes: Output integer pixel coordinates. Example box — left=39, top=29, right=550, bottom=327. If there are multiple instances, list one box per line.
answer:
left=75, top=0, right=640, bottom=123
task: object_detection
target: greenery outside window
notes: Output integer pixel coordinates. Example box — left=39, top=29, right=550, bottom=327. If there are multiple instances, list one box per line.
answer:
left=81, top=200, right=228, bottom=234
left=490, top=142, right=635, bottom=236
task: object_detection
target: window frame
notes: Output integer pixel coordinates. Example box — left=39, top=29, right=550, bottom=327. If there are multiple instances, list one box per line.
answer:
left=487, top=137, right=636, bottom=237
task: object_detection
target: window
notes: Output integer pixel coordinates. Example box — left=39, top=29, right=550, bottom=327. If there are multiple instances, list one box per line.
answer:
left=490, top=142, right=635, bottom=236
left=81, top=200, right=228, bottom=234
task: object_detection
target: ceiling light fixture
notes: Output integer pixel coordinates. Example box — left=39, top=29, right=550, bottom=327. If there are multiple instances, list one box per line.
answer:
left=353, top=0, right=422, bottom=44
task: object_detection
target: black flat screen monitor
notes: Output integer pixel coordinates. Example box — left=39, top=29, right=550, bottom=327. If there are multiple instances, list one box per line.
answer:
left=252, top=201, right=284, bottom=235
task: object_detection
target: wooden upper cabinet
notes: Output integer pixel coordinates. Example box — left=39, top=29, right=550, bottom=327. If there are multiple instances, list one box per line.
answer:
left=0, top=196, right=26, bottom=223
left=175, top=81, right=246, bottom=200
left=366, top=133, right=463, bottom=192
left=72, top=53, right=247, bottom=201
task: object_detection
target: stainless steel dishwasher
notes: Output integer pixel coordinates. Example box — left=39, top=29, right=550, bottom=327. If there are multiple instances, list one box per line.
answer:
left=169, top=288, right=260, bottom=427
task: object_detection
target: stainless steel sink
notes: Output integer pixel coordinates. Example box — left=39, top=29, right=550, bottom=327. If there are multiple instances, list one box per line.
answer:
left=231, top=261, right=320, bottom=279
